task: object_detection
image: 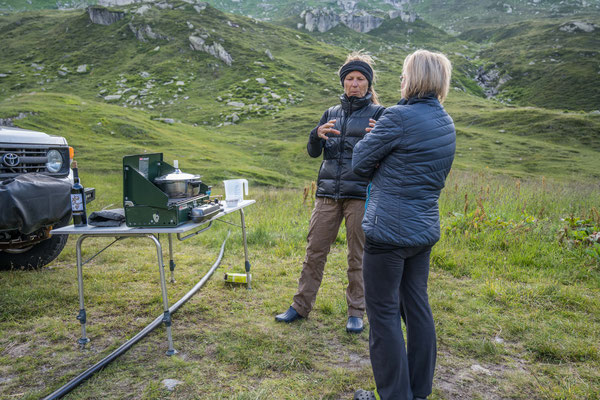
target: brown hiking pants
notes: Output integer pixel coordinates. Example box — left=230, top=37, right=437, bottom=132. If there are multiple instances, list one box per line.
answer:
left=292, top=196, right=366, bottom=318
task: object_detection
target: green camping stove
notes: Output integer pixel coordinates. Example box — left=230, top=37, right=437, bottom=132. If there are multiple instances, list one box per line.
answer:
left=123, top=153, right=211, bottom=227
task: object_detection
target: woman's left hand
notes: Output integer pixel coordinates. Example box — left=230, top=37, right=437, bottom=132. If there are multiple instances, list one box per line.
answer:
left=365, top=118, right=377, bottom=133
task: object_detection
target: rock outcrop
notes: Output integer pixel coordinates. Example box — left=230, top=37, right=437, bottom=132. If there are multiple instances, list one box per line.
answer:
left=189, top=36, right=233, bottom=66
left=559, top=21, right=597, bottom=33
left=300, top=3, right=417, bottom=33
left=342, top=12, right=383, bottom=33
left=476, top=65, right=511, bottom=98
left=301, top=9, right=340, bottom=33
left=129, top=23, right=169, bottom=41
left=87, top=6, right=125, bottom=25
left=388, top=9, right=417, bottom=23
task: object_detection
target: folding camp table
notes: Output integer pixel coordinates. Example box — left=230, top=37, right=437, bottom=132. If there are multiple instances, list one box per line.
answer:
left=51, top=199, right=254, bottom=355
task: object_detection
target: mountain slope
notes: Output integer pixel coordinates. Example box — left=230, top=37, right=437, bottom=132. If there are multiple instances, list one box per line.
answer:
left=0, top=4, right=352, bottom=125
left=387, top=0, right=600, bottom=33
left=1, top=2, right=599, bottom=186
left=461, top=17, right=600, bottom=111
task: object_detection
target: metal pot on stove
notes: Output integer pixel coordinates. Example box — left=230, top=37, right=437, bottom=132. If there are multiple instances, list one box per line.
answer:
left=154, top=160, right=202, bottom=198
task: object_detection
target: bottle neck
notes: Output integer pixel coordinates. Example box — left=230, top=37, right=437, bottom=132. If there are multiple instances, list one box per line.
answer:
left=73, top=167, right=80, bottom=184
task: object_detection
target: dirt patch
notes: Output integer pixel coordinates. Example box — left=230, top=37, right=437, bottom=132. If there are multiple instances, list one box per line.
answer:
left=2, top=341, right=31, bottom=358
left=434, top=348, right=534, bottom=399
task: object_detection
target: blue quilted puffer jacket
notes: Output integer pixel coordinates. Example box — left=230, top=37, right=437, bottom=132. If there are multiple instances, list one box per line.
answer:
left=352, top=95, right=456, bottom=247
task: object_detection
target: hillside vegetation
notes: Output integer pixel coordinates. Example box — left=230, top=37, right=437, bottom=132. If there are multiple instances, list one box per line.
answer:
left=461, top=17, right=600, bottom=111
left=1, top=1, right=600, bottom=400
left=1, top=4, right=599, bottom=186
left=410, top=0, right=600, bottom=33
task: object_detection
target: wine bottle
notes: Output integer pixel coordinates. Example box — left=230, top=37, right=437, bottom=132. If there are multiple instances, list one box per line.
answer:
left=71, top=161, right=87, bottom=227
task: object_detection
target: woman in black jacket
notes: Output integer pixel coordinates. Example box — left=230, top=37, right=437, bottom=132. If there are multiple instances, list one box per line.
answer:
left=352, top=50, right=456, bottom=400
left=275, top=52, right=385, bottom=333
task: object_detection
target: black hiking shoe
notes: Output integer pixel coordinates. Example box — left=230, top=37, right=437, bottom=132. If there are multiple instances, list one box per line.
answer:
left=275, top=306, right=303, bottom=323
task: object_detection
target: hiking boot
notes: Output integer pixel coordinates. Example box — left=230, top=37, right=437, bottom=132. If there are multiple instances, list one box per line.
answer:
left=275, top=306, right=303, bottom=323
left=346, top=316, right=364, bottom=333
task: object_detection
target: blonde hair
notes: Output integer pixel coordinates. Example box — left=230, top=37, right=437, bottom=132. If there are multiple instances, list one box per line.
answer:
left=339, top=51, right=380, bottom=105
left=401, top=50, right=452, bottom=103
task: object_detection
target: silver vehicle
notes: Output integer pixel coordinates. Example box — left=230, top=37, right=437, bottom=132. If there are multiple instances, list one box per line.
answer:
left=0, top=126, right=94, bottom=269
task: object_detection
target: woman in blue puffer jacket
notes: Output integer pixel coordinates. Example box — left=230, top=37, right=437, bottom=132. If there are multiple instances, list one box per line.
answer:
left=352, top=50, right=456, bottom=400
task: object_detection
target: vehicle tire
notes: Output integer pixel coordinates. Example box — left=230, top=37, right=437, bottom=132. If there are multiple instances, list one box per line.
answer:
left=0, top=214, right=71, bottom=270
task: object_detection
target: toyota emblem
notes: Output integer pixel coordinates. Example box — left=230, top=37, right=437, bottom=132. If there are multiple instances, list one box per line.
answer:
left=2, top=153, right=20, bottom=167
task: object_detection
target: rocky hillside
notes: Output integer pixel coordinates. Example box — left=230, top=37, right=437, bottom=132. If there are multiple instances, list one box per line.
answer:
left=0, top=2, right=356, bottom=127
left=6, top=0, right=600, bottom=34
left=410, top=0, right=600, bottom=33
left=461, top=18, right=600, bottom=111
left=1, top=0, right=599, bottom=185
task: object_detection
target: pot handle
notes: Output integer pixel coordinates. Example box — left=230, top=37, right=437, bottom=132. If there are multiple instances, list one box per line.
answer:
left=190, top=180, right=202, bottom=188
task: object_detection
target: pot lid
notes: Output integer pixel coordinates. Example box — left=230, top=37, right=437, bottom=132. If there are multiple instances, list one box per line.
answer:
left=154, top=168, right=201, bottom=183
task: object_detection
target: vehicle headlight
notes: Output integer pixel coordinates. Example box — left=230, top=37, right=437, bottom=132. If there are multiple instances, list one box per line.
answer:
left=46, top=149, right=63, bottom=173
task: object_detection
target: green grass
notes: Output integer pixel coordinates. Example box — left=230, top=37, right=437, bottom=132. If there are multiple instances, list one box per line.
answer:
left=0, top=2, right=599, bottom=399
left=0, top=172, right=599, bottom=399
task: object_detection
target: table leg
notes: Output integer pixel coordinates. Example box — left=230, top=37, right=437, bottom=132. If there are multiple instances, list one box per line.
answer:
left=148, top=234, right=177, bottom=356
left=75, top=235, right=90, bottom=348
left=168, top=233, right=176, bottom=283
left=240, top=208, right=251, bottom=290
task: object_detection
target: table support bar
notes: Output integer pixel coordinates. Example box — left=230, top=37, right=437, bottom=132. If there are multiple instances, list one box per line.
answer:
left=240, top=209, right=251, bottom=290
left=168, top=234, right=176, bottom=283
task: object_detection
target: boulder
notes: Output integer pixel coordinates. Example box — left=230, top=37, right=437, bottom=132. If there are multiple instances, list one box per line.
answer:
left=303, top=9, right=340, bottom=32
left=77, top=64, right=87, bottom=73
left=87, top=6, right=125, bottom=26
left=341, top=12, right=383, bottom=33
left=104, top=95, right=122, bottom=101
left=189, top=36, right=233, bottom=66
left=302, top=8, right=385, bottom=33
left=255, top=77, right=267, bottom=84
left=129, top=23, right=169, bottom=42
left=194, top=3, right=207, bottom=13
left=135, top=5, right=151, bottom=15
left=559, top=21, right=596, bottom=33
left=389, top=10, right=417, bottom=23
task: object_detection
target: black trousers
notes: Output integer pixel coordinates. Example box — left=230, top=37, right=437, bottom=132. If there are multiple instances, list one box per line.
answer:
left=363, top=245, right=436, bottom=400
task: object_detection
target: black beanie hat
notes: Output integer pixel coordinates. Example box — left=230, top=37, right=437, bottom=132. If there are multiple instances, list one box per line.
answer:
left=339, top=60, right=374, bottom=88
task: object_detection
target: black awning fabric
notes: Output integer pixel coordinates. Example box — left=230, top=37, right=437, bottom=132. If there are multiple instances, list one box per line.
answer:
left=0, top=173, right=71, bottom=234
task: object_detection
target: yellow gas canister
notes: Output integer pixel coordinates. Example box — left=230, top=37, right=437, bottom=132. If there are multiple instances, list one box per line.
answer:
left=224, top=273, right=251, bottom=284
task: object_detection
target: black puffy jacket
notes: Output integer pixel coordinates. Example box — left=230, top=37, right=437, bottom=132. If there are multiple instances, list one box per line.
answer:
left=307, top=93, right=385, bottom=200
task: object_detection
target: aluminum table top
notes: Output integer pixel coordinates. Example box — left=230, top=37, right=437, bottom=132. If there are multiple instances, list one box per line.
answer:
left=51, top=199, right=255, bottom=235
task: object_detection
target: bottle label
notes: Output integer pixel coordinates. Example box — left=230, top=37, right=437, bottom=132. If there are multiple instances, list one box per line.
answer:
left=71, top=194, right=84, bottom=211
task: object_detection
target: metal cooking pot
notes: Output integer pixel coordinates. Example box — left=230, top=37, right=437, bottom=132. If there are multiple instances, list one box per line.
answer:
left=154, top=161, right=202, bottom=198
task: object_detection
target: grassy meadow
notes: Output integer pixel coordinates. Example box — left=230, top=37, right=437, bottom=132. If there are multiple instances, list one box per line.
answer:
left=0, top=171, right=599, bottom=399
left=1, top=2, right=600, bottom=399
